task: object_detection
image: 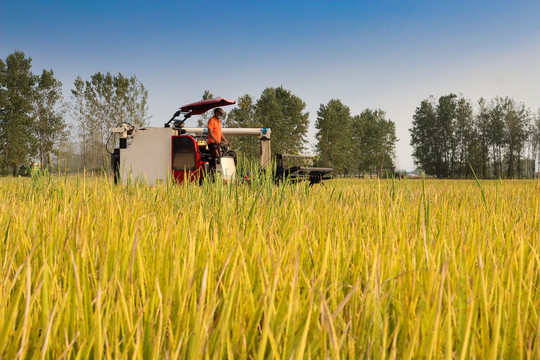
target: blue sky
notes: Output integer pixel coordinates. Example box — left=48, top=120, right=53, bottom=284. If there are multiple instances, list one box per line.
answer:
left=2, top=0, right=539, bottom=170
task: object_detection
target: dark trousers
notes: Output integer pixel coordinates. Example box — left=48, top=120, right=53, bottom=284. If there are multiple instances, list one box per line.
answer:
left=208, top=142, right=218, bottom=170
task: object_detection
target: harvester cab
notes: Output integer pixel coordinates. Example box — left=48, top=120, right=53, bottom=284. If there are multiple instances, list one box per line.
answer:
left=110, top=97, right=332, bottom=185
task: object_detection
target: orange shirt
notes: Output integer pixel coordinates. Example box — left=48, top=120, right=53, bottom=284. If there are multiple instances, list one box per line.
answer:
left=207, top=116, right=222, bottom=144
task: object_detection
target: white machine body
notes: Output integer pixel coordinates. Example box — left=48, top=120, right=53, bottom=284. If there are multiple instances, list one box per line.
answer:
left=118, top=127, right=176, bottom=185
left=112, top=126, right=271, bottom=185
left=216, top=156, right=236, bottom=182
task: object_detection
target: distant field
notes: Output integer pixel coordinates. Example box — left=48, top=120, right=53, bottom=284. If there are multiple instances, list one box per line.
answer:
left=0, top=175, right=539, bottom=358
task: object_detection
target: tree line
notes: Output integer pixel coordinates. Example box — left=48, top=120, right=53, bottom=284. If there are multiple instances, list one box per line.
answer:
left=71, top=73, right=150, bottom=170
left=0, top=51, right=149, bottom=175
left=1, top=50, right=398, bottom=176
left=315, top=100, right=397, bottom=176
left=410, top=94, right=540, bottom=178
left=6, top=50, right=538, bottom=179
left=1, top=50, right=399, bottom=177
left=0, top=51, right=67, bottom=175
left=204, top=90, right=397, bottom=176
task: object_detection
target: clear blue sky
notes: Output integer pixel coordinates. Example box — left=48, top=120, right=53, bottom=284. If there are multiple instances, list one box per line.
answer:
left=2, top=0, right=539, bottom=170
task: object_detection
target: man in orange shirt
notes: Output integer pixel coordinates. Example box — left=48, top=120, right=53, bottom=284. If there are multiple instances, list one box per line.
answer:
left=207, top=108, right=230, bottom=170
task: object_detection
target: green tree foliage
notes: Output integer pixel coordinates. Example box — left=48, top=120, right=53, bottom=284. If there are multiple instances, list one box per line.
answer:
left=532, top=110, right=540, bottom=176
left=34, top=69, right=68, bottom=169
left=0, top=58, right=6, bottom=173
left=500, top=97, right=529, bottom=178
left=375, top=111, right=398, bottom=176
left=71, top=72, right=150, bottom=170
left=224, top=94, right=261, bottom=162
left=255, top=86, right=309, bottom=155
left=488, top=98, right=506, bottom=177
left=435, top=94, right=458, bottom=178
left=411, top=94, right=534, bottom=178
left=352, top=109, right=397, bottom=176
left=315, top=99, right=352, bottom=174
left=411, top=95, right=480, bottom=178
left=314, top=99, right=398, bottom=177
left=471, top=98, right=491, bottom=178
left=410, top=97, right=438, bottom=176
left=0, top=51, right=37, bottom=175
left=479, top=97, right=531, bottom=178
left=453, top=97, right=474, bottom=177
left=71, top=77, right=89, bottom=168
left=0, top=59, right=5, bottom=117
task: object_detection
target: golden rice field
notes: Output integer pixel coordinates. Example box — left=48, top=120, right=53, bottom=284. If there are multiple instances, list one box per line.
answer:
left=0, top=174, right=539, bottom=359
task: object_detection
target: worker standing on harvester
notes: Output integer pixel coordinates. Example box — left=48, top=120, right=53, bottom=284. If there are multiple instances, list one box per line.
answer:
left=207, top=108, right=230, bottom=170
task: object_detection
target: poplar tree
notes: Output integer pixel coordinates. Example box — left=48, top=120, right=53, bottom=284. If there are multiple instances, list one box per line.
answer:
left=488, top=98, right=506, bottom=177
left=0, top=51, right=36, bottom=175
left=70, top=72, right=150, bottom=170
left=454, top=97, right=474, bottom=177
left=71, top=76, right=89, bottom=168
left=34, top=69, right=67, bottom=168
left=315, top=99, right=352, bottom=174
left=411, top=95, right=534, bottom=178
left=533, top=110, right=540, bottom=176
left=435, top=94, right=458, bottom=178
left=500, top=97, right=528, bottom=178
left=473, top=98, right=492, bottom=177
left=353, top=109, right=397, bottom=176
left=225, top=94, right=260, bottom=162
left=255, top=86, right=309, bottom=155
left=410, top=97, right=438, bottom=176
left=0, top=58, right=5, bottom=173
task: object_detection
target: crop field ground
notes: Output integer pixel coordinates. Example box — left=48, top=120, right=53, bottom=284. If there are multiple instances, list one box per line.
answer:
left=0, top=173, right=539, bottom=359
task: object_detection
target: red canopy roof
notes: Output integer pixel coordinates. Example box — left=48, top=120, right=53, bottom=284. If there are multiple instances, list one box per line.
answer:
left=179, top=98, right=236, bottom=115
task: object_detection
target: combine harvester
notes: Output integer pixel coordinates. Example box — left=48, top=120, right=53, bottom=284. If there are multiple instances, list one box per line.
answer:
left=110, top=98, right=332, bottom=185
